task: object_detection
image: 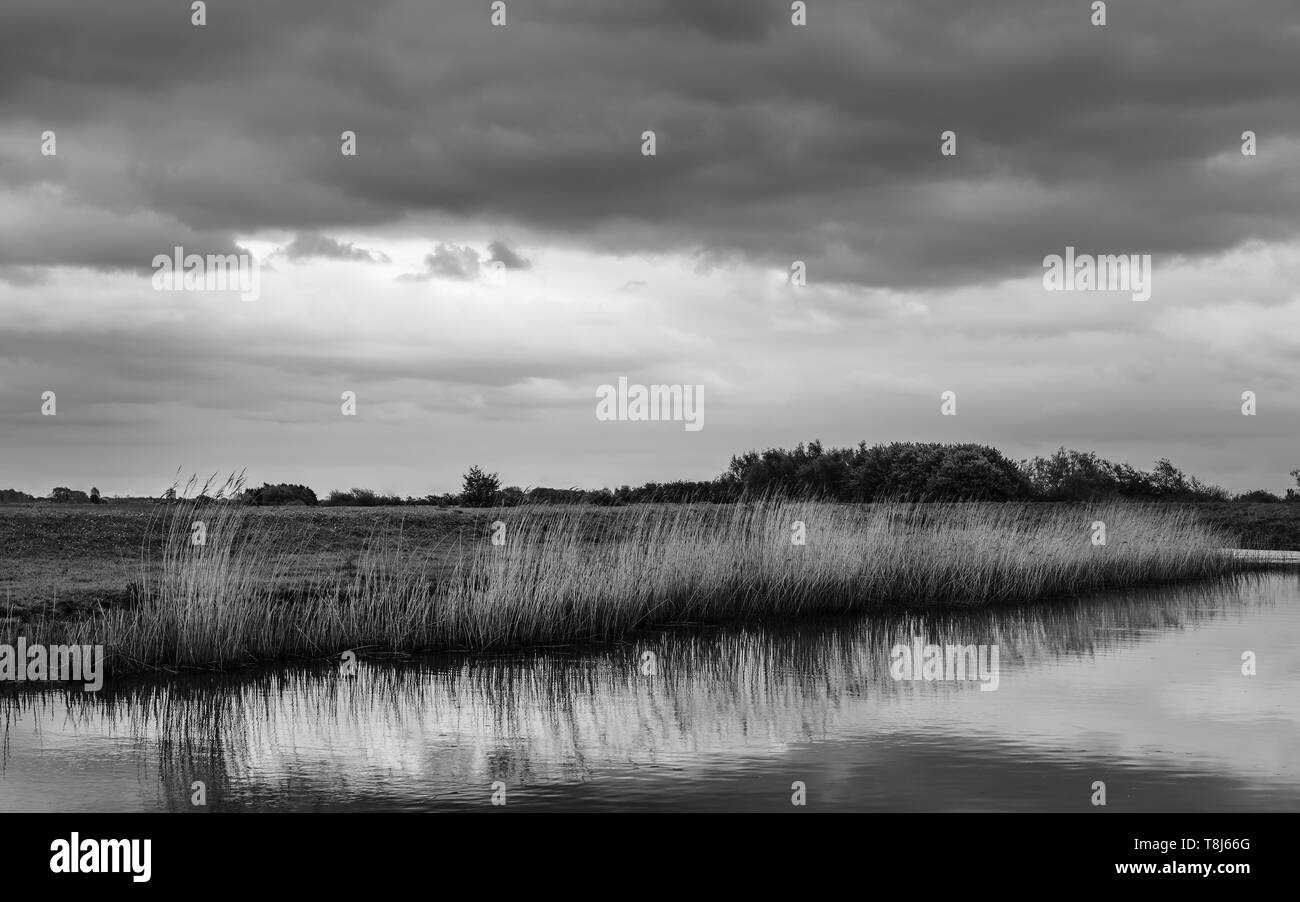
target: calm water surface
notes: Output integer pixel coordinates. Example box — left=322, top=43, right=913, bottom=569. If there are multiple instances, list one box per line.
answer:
left=2, top=572, right=1298, bottom=811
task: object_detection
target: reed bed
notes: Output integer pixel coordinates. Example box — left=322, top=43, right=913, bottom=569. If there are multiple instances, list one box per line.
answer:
left=17, top=496, right=1236, bottom=674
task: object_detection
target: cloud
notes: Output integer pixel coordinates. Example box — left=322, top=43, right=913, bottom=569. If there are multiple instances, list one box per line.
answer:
left=279, top=232, right=389, bottom=263
left=1, top=0, right=1297, bottom=496
left=398, top=240, right=531, bottom=281
left=0, top=0, right=1294, bottom=288
left=486, top=240, right=531, bottom=271
left=0, top=265, right=50, bottom=286
left=398, top=243, right=480, bottom=281
left=427, top=244, right=480, bottom=279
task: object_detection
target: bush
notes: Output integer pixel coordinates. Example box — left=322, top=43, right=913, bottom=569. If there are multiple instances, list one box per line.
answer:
left=242, top=483, right=319, bottom=506
left=727, top=440, right=1032, bottom=501
left=324, top=488, right=403, bottom=506
left=499, top=486, right=529, bottom=507
left=1235, top=490, right=1283, bottom=503
left=461, top=466, right=501, bottom=508
left=1021, top=449, right=1227, bottom=502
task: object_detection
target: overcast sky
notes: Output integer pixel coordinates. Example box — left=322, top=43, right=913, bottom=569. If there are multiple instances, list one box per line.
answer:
left=1, top=0, right=1298, bottom=497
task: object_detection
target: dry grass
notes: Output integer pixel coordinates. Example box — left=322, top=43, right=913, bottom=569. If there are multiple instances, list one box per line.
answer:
left=11, top=495, right=1236, bottom=674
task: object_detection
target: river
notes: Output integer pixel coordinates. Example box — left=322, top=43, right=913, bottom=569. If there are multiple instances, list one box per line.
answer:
left=2, top=572, right=1297, bottom=811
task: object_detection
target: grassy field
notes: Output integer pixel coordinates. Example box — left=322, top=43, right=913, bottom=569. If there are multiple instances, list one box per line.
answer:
left=0, top=498, right=1253, bottom=674
left=3, top=500, right=1295, bottom=616
left=1, top=503, right=491, bottom=617
left=1193, top=501, right=1300, bottom=552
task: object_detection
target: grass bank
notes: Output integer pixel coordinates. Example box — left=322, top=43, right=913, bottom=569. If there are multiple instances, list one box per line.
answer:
left=5, top=498, right=1238, bottom=675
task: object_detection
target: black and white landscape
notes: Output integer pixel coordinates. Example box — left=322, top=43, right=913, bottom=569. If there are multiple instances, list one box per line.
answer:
left=0, top=0, right=1297, bottom=837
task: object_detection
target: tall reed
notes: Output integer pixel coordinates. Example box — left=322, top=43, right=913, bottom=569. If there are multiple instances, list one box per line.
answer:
left=34, top=497, right=1236, bottom=674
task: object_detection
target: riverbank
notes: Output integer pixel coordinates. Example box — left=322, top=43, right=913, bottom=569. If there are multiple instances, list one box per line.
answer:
left=6, top=571, right=1296, bottom=812
left=1, top=499, right=1247, bottom=675
left=6, top=499, right=1297, bottom=616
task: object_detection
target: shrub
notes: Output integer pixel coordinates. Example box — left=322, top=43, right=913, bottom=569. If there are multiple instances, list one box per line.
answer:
left=242, top=483, right=319, bottom=506
left=1237, top=490, right=1283, bottom=503
left=461, top=465, right=501, bottom=508
left=324, top=487, right=403, bottom=506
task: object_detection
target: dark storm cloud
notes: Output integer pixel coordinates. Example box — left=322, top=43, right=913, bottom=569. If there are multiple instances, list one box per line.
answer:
left=0, top=204, right=253, bottom=274
left=541, top=0, right=786, bottom=42
left=1, top=0, right=1297, bottom=287
left=0, top=0, right=383, bottom=110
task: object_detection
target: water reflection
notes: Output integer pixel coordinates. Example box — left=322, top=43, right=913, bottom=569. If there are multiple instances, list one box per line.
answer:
left=2, top=573, right=1297, bottom=811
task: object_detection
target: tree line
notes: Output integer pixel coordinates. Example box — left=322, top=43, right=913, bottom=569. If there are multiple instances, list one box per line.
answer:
left=5, top=442, right=1300, bottom=507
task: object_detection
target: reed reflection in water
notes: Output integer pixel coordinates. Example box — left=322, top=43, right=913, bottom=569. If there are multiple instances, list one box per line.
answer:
left=2, top=573, right=1297, bottom=811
